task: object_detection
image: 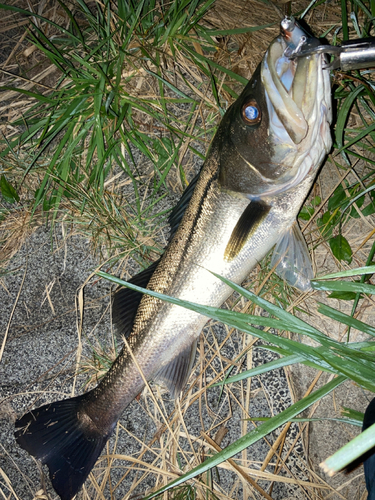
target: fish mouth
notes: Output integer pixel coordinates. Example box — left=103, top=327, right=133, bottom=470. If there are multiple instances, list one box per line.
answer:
left=258, top=17, right=332, bottom=197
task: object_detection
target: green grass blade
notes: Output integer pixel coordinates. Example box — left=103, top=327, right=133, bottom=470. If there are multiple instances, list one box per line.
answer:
left=335, top=85, right=363, bottom=164
left=321, top=422, right=375, bottom=474
left=212, top=354, right=304, bottom=386
left=178, top=43, right=248, bottom=85
left=341, top=0, right=349, bottom=40
left=317, top=303, right=375, bottom=337
left=97, top=272, right=375, bottom=383
left=144, top=69, right=194, bottom=100
left=352, top=0, right=372, bottom=19
left=0, top=87, right=55, bottom=103
left=316, top=265, right=375, bottom=279
left=249, top=416, right=362, bottom=427
left=0, top=3, right=83, bottom=43
left=312, top=280, right=375, bottom=295
left=335, top=121, right=375, bottom=154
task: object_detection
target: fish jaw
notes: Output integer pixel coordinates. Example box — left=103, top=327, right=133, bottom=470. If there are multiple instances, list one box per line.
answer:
left=218, top=16, right=332, bottom=198
left=259, top=17, right=332, bottom=196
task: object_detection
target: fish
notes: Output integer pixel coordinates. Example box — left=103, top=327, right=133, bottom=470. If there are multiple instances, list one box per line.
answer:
left=15, top=16, right=332, bottom=500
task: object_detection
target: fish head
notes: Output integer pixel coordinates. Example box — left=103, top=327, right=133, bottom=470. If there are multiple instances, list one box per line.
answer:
left=217, top=16, right=332, bottom=198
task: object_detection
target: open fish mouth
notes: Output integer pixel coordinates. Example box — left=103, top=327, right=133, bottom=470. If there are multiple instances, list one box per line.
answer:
left=259, top=16, right=332, bottom=196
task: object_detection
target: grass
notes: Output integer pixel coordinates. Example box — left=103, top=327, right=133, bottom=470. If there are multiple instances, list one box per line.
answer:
left=0, top=0, right=268, bottom=266
left=1, top=0, right=375, bottom=499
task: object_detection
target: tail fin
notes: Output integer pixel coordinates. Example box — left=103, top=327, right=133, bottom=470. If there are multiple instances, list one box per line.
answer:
left=15, top=395, right=109, bottom=500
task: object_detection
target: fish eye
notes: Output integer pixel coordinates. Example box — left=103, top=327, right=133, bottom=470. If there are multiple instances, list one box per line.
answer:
left=242, top=100, right=261, bottom=125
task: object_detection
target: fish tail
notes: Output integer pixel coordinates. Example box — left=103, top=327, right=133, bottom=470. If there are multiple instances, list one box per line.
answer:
left=15, top=395, right=109, bottom=500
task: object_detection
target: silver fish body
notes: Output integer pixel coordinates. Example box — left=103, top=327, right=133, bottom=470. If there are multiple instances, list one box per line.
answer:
left=15, top=17, right=332, bottom=500
left=88, top=151, right=322, bottom=425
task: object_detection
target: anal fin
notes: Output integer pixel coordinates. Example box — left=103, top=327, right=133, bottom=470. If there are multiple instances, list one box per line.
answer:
left=154, top=340, right=198, bottom=399
left=271, top=222, right=313, bottom=291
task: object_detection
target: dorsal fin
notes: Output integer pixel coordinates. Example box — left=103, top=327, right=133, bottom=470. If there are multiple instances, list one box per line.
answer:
left=112, top=260, right=160, bottom=338
left=168, top=172, right=200, bottom=239
left=112, top=173, right=200, bottom=338
left=224, top=200, right=270, bottom=261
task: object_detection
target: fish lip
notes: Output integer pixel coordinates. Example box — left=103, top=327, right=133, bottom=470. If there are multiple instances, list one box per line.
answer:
left=255, top=18, right=332, bottom=198
left=262, top=24, right=320, bottom=145
left=262, top=37, right=309, bottom=145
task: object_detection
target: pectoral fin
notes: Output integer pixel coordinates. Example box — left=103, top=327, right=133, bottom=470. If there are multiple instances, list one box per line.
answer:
left=271, top=222, right=313, bottom=291
left=154, top=339, right=198, bottom=399
left=225, top=200, right=270, bottom=261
